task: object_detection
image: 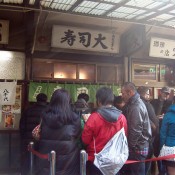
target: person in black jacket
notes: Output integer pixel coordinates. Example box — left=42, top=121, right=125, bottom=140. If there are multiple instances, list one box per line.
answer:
left=137, top=86, right=159, bottom=175
left=151, top=87, right=172, bottom=118
left=121, top=82, right=152, bottom=175
left=36, top=89, right=81, bottom=175
left=20, top=93, right=48, bottom=175
left=150, top=86, right=172, bottom=175
left=74, top=93, right=91, bottom=128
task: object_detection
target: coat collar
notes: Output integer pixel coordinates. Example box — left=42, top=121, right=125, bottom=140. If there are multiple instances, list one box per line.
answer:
left=128, top=92, right=140, bottom=105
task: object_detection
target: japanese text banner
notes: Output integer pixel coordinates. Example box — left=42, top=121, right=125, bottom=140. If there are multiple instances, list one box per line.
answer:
left=28, top=82, right=121, bottom=103
left=149, top=37, right=175, bottom=59
left=0, top=82, right=17, bottom=105
left=51, top=25, right=120, bottom=54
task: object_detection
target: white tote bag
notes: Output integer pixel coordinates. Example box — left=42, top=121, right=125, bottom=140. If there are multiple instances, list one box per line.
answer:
left=94, top=127, right=128, bottom=175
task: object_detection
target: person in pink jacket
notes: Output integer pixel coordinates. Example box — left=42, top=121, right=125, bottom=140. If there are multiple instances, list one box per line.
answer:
left=82, top=87, right=128, bottom=175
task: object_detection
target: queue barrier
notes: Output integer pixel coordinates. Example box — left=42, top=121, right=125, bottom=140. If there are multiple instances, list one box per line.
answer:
left=80, top=150, right=88, bottom=175
left=28, top=142, right=88, bottom=175
left=28, top=142, right=56, bottom=175
left=28, top=142, right=175, bottom=175
left=79, top=150, right=175, bottom=174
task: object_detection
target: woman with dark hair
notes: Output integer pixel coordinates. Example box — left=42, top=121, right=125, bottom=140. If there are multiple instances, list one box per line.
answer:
left=36, top=89, right=81, bottom=175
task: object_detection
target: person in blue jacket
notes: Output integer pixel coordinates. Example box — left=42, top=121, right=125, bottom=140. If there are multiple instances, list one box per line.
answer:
left=160, top=96, right=175, bottom=175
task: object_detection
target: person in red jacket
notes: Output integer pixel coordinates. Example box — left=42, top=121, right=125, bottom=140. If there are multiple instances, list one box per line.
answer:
left=81, top=87, right=128, bottom=175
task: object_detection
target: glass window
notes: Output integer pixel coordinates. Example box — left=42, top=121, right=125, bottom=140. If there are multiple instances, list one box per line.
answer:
left=132, top=63, right=158, bottom=81
left=78, top=64, right=95, bottom=81
left=160, top=64, right=173, bottom=82
left=97, top=65, right=116, bottom=82
left=54, top=63, right=76, bottom=79
left=33, top=62, right=53, bottom=79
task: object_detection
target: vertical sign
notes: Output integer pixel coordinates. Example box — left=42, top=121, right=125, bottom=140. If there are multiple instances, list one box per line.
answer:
left=0, top=82, right=17, bottom=105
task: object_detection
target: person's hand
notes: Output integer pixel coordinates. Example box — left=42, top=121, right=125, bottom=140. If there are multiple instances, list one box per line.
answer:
left=157, top=114, right=164, bottom=120
left=82, top=114, right=90, bottom=122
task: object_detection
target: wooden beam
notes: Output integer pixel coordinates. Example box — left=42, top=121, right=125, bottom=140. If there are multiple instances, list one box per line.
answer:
left=138, top=5, right=175, bottom=22
left=68, top=0, right=83, bottom=12
left=23, top=0, right=30, bottom=6
left=102, top=0, right=129, bottom=16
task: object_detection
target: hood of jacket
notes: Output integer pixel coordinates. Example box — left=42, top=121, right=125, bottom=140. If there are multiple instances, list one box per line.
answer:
left=97, top=106, right=122, bottom=122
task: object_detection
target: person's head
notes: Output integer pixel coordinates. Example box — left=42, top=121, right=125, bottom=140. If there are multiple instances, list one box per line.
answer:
left=96, top=87, right=114, bottom=107
left=77, top=93, right=89, bottom=102
left=74, top=98, right=89, bottom=109
left=159, top=86, right=170, bottom=101
left=36, top=93, right=47, bottom=103
left=137, top=86, right=150, bottom=101
left=50, top=89, right=70, bottom=110
left=113, top=95, right=125, bottom=110
left=49, top=89, right=72, bottom=122
left=121, top=82, right=137, bottom=103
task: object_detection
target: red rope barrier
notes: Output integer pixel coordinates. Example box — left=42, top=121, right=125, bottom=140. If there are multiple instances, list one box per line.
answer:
left=28, top=145, right=175, bottom=165
left=28, top=145, right=49, bottom=160
left=126, top=154, right=175, bottom=164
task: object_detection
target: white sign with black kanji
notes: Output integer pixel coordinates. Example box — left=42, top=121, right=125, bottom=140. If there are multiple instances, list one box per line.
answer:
left=149, top=37, right=175, bottom=59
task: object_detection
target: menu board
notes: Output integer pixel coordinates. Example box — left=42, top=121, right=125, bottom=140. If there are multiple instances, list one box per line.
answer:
left=0, top=85, right=22, bottom=130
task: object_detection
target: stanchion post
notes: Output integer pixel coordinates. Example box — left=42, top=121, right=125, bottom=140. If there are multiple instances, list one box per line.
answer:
left=29, top=142, right=34, bottom=175
left=80, top=150, right=88, bottom=175
left=49, top=150, right=56, bottom=175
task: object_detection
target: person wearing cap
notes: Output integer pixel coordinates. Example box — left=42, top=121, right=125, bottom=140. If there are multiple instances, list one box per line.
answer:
left=151, top=86, right=172, bottom=175
left=151, top=86, right=172, bottom=118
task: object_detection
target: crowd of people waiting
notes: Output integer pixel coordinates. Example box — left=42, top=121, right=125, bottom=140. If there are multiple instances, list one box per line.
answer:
left=19, top=82, right=175, bottom=175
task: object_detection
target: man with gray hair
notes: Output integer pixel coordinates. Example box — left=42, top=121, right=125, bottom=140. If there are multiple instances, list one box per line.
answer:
left=121, top=82, right=152, bottom=175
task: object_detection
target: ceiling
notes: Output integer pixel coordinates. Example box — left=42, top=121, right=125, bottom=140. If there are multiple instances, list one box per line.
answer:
left=1, top=0, right=175, bottom=30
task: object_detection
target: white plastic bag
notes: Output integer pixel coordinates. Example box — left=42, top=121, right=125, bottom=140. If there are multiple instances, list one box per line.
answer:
left=94, top=127, right=128, bottom=175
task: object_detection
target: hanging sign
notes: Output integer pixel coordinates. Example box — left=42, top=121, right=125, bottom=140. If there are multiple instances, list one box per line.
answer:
left=122, top=25, right=145, bottom=55
left=149, top=37, right=175, bottom=59
left=28, top=82, right=121, bottom=103
left=51, top=25, right=120, bottom=53
left=0, top=82, right=17, bottom=105
left=28, top=82, right=48, bottom=102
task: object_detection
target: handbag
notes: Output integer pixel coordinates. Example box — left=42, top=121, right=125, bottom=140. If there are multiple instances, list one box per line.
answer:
left=159, top=145, right=175, bottom=161
left=32, top=120, right=42, bottom=140
left=93, top=128, right=128, bottom=175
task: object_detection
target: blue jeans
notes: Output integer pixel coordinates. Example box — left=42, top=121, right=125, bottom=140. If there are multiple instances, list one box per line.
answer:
left=145, top=143, right=154, bottom=175
left=125, top=152, right=147, bottom=175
